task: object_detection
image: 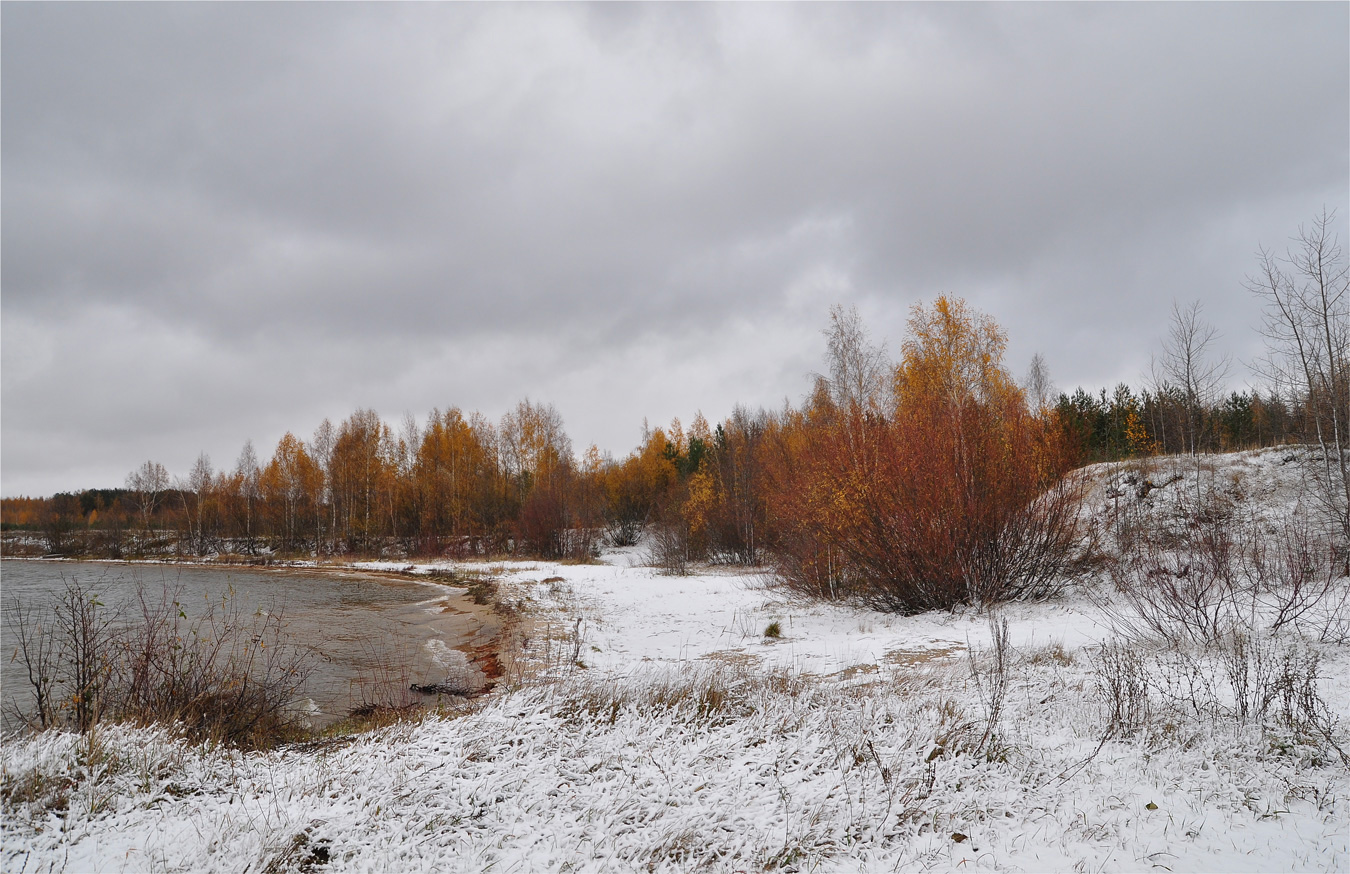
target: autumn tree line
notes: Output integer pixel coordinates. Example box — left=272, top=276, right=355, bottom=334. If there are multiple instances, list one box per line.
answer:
left=5, top=374, right=1295, bottom=561
left=4, top=212, right=1346, bottom=612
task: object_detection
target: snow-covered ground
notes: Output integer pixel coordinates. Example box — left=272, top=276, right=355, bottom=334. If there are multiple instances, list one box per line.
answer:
left=4, top=449, right=1349, bottom=872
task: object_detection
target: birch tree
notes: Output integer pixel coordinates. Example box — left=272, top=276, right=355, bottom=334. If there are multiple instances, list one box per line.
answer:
left=126, top=460, right=169, bottom=537
left=176, top=453, right=213, bottom=554
left=235, top=441, right=261, bottom=554
left=1248, top=208, right=1350, bottom=539
left=1151, top=300, right=1231, bottom=458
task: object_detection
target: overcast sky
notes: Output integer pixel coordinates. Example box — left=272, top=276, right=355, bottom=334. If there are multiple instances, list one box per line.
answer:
left=3, top=3, right=1347, bottom=497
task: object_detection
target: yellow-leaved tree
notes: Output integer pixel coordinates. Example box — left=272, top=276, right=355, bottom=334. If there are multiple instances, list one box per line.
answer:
left=770, top=297, right=1083, bottom=612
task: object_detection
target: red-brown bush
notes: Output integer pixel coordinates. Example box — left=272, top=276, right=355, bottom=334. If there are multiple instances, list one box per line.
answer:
left=768, top=297, right=1083, bottom=612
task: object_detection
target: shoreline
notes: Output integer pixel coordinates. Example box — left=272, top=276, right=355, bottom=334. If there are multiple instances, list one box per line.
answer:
left=0, top=555, right=516, bottom=726
left=3, top=552, right=469, bottom=586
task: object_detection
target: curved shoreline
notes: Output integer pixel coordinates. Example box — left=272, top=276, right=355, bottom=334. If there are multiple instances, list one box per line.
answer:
left=0, top=556, right=513, bottom=725
left=3, top=553, right=463, bottom=588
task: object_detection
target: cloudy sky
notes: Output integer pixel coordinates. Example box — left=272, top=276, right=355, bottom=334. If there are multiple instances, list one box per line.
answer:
left=3, top=3, right=1347, bottom=497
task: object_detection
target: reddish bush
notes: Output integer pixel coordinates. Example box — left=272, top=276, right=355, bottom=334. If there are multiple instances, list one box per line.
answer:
left=769, top=297, right=1083, bottom=612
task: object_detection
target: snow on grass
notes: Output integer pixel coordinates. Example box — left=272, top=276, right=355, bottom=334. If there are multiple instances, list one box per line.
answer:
left=4, top=450, right=1349, bottom=872
left=5, top=658, right=1346, bottom=872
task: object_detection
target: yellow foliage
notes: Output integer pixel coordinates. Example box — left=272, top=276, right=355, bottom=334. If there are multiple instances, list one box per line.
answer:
left=683, top=467, right=717, bottom=541
left=896, top=294, right=1021, bottom=413
left=1125, top=408, right=1156, bottom=456
left=689, top=412, right=712, bottom=447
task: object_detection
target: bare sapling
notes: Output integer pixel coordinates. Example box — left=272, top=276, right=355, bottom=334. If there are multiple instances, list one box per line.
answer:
left=1248, top=209, right=1350, bottom=542
left=1151, top=301, right=1231, bottom=466
left=5, top=598, right=61, bottom=729
left=967, top=613, right=1010, bottom=757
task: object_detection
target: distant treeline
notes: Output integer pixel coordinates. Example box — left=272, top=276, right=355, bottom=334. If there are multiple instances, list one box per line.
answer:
left=0, top=318, right=1310, bottom=569
left=1053, top=385, right=1295, bottom=462
left=0, top=383, right=1298, bottom=556
left=0, top=377, right=1320, bottom=568
left=1, top=398, right=769, bottom=563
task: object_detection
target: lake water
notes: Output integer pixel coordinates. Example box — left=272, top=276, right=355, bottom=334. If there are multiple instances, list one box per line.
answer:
left=0, top=560, right=499, bottom=730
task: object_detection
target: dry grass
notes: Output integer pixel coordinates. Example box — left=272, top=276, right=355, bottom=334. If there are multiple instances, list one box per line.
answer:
left=552, top=664, right=762, bottom=726
left=882, top=646, right=962, bottom=667
left=1023, top=642, right=1076, bottom=667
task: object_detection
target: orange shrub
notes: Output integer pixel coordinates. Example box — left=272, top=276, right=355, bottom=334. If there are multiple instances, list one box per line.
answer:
left=769, top=297, right=1083, bottom=612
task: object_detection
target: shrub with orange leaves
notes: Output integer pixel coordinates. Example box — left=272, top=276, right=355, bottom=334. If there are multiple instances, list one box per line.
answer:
left=770, top=297, right=1083, bottom=612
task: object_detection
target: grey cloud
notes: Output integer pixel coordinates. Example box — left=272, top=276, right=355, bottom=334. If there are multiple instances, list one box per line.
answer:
left=3, top=2, right=1346, bottom=495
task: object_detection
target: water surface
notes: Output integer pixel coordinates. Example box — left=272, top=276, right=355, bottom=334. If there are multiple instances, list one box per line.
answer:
left=0, top=560, right=496, bottom=729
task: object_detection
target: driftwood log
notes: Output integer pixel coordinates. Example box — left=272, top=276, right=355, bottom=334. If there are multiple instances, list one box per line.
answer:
left=409, top=682, right=473, bottom=696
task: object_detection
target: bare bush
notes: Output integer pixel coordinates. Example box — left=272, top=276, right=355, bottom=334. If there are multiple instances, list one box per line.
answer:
left=1250, top=513, right=1346, bottom=639
left=1093, top=640, right=1152, bottom=737
left=1104, top=493, right=1349, bottom=644
left=1091, top=631, right=1343, bottom=760
left=117, top=585, right=315, bottom=746
left=1210, top=631, right=1321, bottom=729
left=9, top=576, right=316, bottom=748
left=648, top=521, right=691, bottom=576
left=604, top=513, right=646, bottom=549
left=1104, top=522, right=1241, bottom=645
